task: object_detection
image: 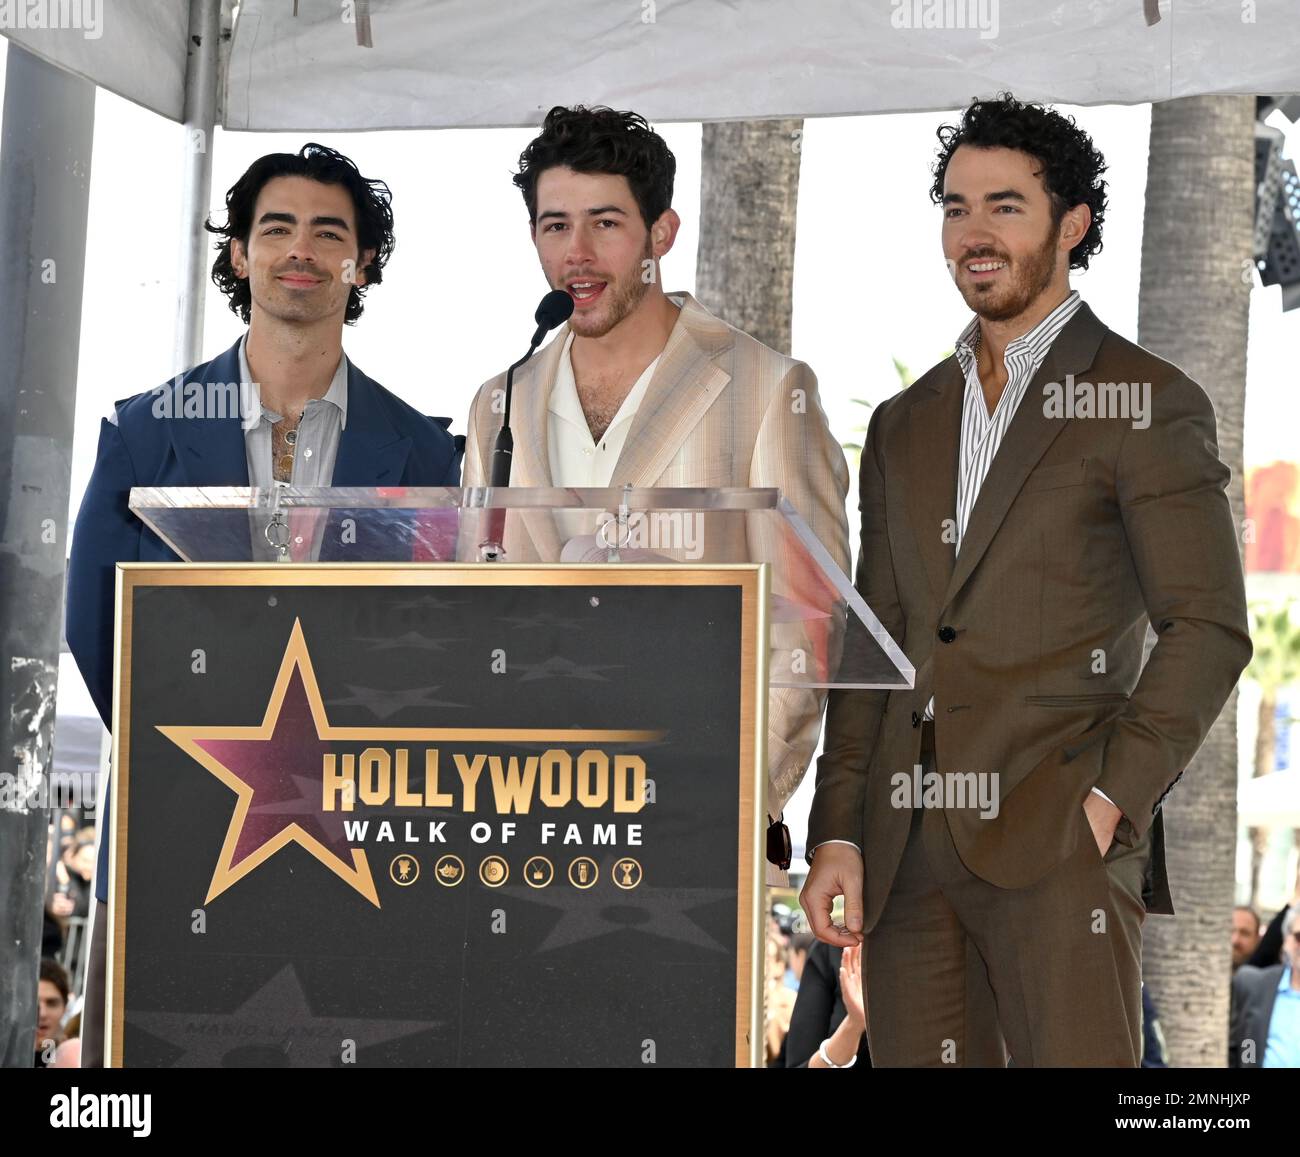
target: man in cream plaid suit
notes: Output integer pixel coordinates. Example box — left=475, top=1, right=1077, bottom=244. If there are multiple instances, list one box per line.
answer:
left=463, top=106, right=850, bottom=882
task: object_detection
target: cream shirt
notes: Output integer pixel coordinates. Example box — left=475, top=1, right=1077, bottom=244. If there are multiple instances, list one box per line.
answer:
left=546, top=329, right=661, bottom=541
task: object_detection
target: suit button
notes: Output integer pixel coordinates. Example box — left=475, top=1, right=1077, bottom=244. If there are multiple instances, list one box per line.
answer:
left=911, top=711, right=921, bottom=728
left=937, top=626, right=957, bottom=644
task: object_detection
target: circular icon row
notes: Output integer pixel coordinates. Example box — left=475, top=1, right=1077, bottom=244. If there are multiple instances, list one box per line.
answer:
left=389, top=853, right=642, bottom=890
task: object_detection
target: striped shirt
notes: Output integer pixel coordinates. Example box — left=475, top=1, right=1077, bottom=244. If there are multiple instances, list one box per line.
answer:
left=925, top=290, right=1082, bottom=721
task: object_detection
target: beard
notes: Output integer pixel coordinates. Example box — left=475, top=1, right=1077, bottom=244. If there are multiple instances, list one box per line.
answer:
left=564, top=237, right=655, bottom=339
left=957, top=224, right=1059, bottom=323
left=252, top=261, right=349, bottom=325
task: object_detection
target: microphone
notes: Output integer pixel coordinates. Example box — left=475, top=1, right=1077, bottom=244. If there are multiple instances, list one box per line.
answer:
left=479, top=289, right=574, bottom=561
left=489, top=289, right=574, bottom=488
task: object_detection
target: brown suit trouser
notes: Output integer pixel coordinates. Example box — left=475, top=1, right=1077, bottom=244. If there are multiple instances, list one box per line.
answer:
left=864, top=724, right=1151, bottom=1067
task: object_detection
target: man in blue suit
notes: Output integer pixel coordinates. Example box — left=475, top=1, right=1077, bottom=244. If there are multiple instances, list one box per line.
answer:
left=67, top=143, right=461, bottom=1063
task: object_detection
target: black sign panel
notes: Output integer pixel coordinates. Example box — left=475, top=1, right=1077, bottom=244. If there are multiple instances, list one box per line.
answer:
left=109, top=565, right=763, bottom=1067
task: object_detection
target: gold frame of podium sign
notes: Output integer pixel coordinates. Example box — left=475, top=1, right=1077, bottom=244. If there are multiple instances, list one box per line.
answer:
left=107, top=563, right=768, bottom=1068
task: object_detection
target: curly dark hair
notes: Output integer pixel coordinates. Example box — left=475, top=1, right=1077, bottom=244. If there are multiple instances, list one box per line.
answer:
left=205, top=142, right=395, bottom=324
left=514, top=105, right=676, bottom=229
left=930, top=93, right=1108, bottom=270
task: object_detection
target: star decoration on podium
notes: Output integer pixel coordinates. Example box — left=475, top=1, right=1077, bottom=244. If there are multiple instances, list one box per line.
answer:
left=157, top=617, right=664, bottom=910
left=127, top=964, right=440, bottom=1066
left=158, top=619, right=381, bottom=907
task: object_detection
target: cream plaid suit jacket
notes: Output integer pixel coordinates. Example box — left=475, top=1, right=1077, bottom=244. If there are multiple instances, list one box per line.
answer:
left=464, top=292, right=852, bottom=881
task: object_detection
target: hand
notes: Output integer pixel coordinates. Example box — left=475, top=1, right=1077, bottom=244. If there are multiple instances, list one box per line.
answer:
left=49, top=893, right=74, bottom=918
left=838, top=943, right=866, bottom=1031
left=1083, top=791, right=1122, bottom=858
left=799, top=843, right=864, bottom=948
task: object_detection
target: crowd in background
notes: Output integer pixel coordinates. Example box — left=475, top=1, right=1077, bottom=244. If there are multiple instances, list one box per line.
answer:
left=762, top=892, right=1300, bottom=1069
left=33, top=958, right=80, bottom=1068
left=765, top=905, right=870, bottom=1068
left=32, top=807, right=94, bottom=1068
left=1230, top=888, right=1300, bottom=1067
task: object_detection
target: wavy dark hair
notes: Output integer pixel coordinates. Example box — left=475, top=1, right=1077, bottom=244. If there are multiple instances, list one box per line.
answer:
left=206, top=142, right=395, bottom=324
left=514, top=105, right=676, bottom=229
left=930, top=93, right=1108, bottom=270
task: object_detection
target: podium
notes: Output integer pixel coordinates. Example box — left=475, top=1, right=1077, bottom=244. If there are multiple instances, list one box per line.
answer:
left=106, top=485, right=911, bottom=1067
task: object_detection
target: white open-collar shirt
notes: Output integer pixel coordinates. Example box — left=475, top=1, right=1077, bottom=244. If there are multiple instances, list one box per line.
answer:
left=547, top=327, right=662, bottom=541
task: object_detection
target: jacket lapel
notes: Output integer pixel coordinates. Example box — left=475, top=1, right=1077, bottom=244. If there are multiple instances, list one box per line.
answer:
left=331, top=362, right=411, bottom=486
left=609, top=293, right=731, bottom=487
left=508, top=332, right=567, bottom=489
left=166, top=339, right=250, bottom=485
left=940, top=303, right=1108, bottom=609
left=903, top=360, right=963, bottom=602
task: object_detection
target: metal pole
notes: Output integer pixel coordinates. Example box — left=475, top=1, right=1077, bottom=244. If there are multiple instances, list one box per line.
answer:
left=0, top=43, right=94, bottom=1068
left=173, top=0, right=221, bottom=373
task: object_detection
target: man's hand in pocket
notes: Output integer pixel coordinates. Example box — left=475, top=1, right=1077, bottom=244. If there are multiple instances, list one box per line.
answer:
left=1083, top=791, right=1123, bottom=857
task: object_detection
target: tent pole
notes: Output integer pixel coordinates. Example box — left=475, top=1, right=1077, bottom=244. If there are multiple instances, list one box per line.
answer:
left=174, top=0, right=221, bottom=373
left=0, top=43, right=94, bottom=1069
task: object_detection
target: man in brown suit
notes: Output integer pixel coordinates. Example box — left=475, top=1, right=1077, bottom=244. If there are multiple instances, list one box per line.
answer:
left=801, top=94, right=1252, bottom=1066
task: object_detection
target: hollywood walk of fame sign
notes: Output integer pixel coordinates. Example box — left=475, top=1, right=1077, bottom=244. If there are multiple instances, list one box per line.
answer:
left=108, top=565, right=766, bottom=1067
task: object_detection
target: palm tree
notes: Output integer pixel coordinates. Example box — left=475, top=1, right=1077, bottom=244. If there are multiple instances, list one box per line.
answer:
left=842, top=354, right=954, bottom=471
left=1244, top=602, right=1300, bottom=906
left=1136, top=95, right=1256, bottom=1068
left=696, top=118, right=803, bottom=353
left=840, top=358, right=908, bottom=471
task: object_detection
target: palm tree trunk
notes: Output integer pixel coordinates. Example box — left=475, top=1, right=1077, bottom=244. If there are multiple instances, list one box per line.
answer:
left=695, top=119, right=803, bottom=354
left=1255, top=691, right=1277, bottom=780
left=1249, top=692, right=1277, bottom=907
left=1137, top=95, right=1255, bottom=1067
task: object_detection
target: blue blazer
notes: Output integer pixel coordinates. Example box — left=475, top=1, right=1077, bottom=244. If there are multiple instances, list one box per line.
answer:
left=66, top=337, right=463, bottom=729
left=70, top=339, right=463, bottom=906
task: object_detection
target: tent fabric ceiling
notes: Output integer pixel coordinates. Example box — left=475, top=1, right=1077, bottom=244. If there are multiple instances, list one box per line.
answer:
left=0, top=1, right=190, bottom=121
left=2, top=1, right=1298, bottom=130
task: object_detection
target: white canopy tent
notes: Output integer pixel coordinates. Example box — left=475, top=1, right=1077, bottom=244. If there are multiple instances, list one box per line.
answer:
left=3, top=0, right=1299, bottom=133
left=5, top=0, right=1297, bottom=369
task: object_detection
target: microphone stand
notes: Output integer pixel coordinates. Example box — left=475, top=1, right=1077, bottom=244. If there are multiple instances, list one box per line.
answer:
left=478, top=346, right=539, bottom=562
left=479, top=291, right=573, bottom=561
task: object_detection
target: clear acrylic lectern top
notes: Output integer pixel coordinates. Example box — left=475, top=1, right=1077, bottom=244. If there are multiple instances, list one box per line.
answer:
left=129, top=485, right=912, bottom=691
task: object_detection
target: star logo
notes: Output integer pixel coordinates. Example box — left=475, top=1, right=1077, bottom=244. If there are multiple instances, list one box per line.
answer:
left=157, top=619, right=664, bottom=910
left=158, top=619, right=382, bottom=907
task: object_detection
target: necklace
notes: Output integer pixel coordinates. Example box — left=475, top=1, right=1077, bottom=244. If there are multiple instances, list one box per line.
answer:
left=271, top=411, right=303, bottom=482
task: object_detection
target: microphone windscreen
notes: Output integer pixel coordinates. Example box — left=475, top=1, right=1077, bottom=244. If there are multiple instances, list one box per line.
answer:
left=535, top=289, right=576, bottom=331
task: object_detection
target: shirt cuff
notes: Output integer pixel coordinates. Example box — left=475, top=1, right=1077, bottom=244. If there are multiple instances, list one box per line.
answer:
left=808, top=838, right=862, bottom=858
left=1090, top=785, right=1122, bottom=814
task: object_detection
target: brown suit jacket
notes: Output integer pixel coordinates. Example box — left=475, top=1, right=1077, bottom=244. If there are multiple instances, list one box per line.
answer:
left=807, top=303, right=1251, bottom=924
left=464, top=292, right=852, bottom=872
